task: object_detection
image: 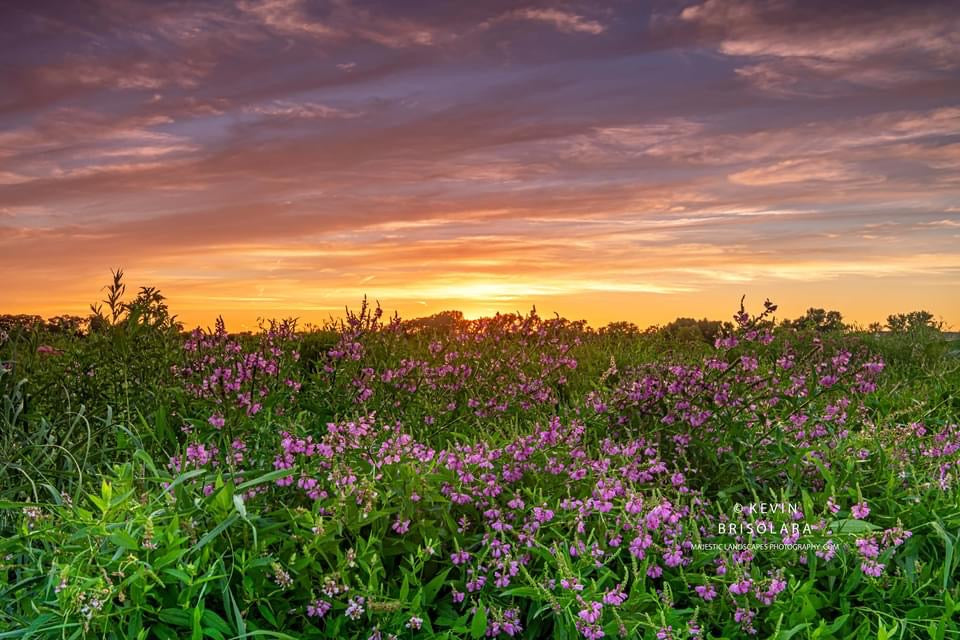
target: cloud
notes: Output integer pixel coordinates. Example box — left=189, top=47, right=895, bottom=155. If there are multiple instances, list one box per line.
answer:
left=237, top=0, right=441, bottom=47
left=237, top=0, right=339, bottom=38
left=499, top=8, right=606, bottom=35
left=728, top=158, right=880, bottom=186
left=0, top=171, right=33, bottom=185
left=245, top=100, right=363, bottom=119
left=677, top=0, right=960, bottom=94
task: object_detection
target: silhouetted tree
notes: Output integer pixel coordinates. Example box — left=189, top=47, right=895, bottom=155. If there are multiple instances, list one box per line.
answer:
left=660, top=317, right=731, bottom=344
left=782, top=308, right=846, bottom=332
left=886, top=310, right=941, bottom=333
left=404, top=310, right=466, bottom=334
left=599, top=321, right=641, bottom=336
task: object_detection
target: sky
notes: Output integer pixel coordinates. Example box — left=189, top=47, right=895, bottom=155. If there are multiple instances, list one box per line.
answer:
left=1, top=0, right=959, bottom=330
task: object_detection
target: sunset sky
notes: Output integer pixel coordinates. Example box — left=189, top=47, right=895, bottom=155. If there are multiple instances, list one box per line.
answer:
left=2, top=0, right=959, bottom=330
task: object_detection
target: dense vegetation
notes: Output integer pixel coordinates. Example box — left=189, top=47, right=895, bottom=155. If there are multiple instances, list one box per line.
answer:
left=2, top=277, right=958, bottom=639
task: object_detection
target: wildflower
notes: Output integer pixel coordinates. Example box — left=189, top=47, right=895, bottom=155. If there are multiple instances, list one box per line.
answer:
left=815, top=540, right=837, bottom=562
left=577, top=600, right=603, bottom=624
left=208, top=413, right=225, bottom=429
left=602, top=585, right=627, bottom=606
left=694, top=584, right=717, bottom=601
left=734, top=608, right=757, bottom=635
left=406, top=616, right=423, bottom=630
left=345, top=596, right=366, bottom=620
left=22, top=506, right=43, bottom=530
left=856, top=537, right=880, bottom=559
left=392, top=519, right=411, bottom=535
left=729, top=578, right=752, bottom=595
left=826, top=496, right=840, bottom=514
left=307, top=599, right=331, bottom=618
left=576, top=620, right=606, bottom=640
left=851, top=502, right=870, bottom=519
left=272, top=563, right=293, bottom=589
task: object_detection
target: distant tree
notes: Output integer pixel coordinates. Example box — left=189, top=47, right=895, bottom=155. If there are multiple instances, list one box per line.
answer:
left=45, top=315, right=86, bottom=335
left=660, top=317, right=731, bottom=344
left=404, top=310, right=466, bottom=334
left=782, top=308, right=846, bottom=332
left=599, top=321, right=641, bottom=336
left=0, top=314, right=44, bottom=333
left=886, top=310, right=941, bottom=333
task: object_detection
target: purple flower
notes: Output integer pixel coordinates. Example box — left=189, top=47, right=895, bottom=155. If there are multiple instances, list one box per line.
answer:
left=602, top=585, right=627, bottom=606
left=851, top=502, right=870, bottom=519
left=729, top=579, right=752, bottom=595
left=577, top=600, right=603, bottom=624
left=694, top=584, right=717, bottom=601
left=306, top=599, right=331, bottom=618
left=345, top=596, right=365, bottom=620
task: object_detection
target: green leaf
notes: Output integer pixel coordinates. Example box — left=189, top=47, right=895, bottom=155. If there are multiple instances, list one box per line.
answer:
left=192, top=604, right=204, bottom=640
left=258, top=604, right=278, bottom=627
left=470, top=604, right=487, bottom=639
left=777, top=623, right=811, bottom=640
left=88, top=494, right=109, bottom=514
left=399, top=574, right=410, bottom=603
left=109, top=530, right=140, bottom=550
left=829, top=519, right=881, bottom=535
left=422, top=568, right=451, bottom=604
left=162, top=568, right=194, bottom=584
left=826, top=614, right=849, bottom=633
left=0, top=501, right=32, bottom=509
left=499, top=586, right=541, bottom=598
left=159, top=609, right=194, bottom=627
left=930, top=521, right=956, bottom=590
left=233, top=495, right=247, bottom=519
left=201, top=610, right=232, bottom=636
left=189, top=513, right=239, bottom=555
left=878, top=624, right=889, bottom=640
left=237, top=469, right=295, bottom=491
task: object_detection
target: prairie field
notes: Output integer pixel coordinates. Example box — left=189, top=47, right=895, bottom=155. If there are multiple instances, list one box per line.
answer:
left=1, top=293, right=958, bottom=640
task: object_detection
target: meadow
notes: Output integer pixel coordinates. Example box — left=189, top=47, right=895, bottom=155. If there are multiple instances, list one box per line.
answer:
left=1, top=279, right=958, bottom=639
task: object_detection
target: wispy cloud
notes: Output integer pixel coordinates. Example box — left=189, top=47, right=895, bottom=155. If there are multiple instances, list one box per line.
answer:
left=245, top=100, right=363, bottom=119
left=678, top=0, right=960, bottom=95
left=487, top=8, right=606, bottom=35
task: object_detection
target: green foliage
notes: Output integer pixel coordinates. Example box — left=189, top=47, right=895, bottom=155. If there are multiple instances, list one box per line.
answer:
left=782, top=308, right=847, bottom=333
left=1, top=292, right=959, bottom=639
left=885, top=311, right=942, bottom=334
